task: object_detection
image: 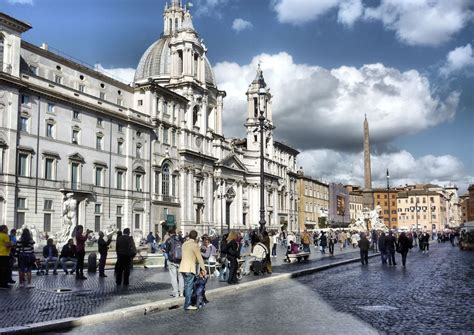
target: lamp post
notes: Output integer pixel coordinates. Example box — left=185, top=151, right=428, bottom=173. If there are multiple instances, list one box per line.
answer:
left=220, top=179, right=224, bottom=236
left=258, top=87, right=267, bottom=234
left=386, top=169, right=390, bottom=230
left=415, top=197, right=419, bottom=232
left=430, top=201, right=435, bottom=238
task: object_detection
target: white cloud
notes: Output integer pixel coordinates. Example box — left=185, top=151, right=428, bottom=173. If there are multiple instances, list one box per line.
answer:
left=298, top=149, right=473, bottom=194
left=214, top=52, right=459, bottom=151
left=273, top=0, right=341, bottom=25
left=440, top=43, right=474, bottom=76
left=96, top=64, right=135, bottom=85
left=232, top=18, right=253, bottom=32
left=7, top=0, right=33, bottom=4
left=337, top=0, right=363, bottom=27
left=364, top=0, right=473, bottom=46
left=193, top=0, right=229, bottom=17
left=272, top=0, right=473, bottom=46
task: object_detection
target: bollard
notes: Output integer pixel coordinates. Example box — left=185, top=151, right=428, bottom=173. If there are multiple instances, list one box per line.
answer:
left=88, top=252, right=97, bottom=273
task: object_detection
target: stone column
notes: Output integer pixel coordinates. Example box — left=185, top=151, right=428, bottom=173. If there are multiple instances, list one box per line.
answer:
left=188, top=170, right=193, bottom=222
left=363, top=116, right=372, bottom=190
left=179, top=169, right=186, bottom=225
left=216, top=95, right=223, bottom=135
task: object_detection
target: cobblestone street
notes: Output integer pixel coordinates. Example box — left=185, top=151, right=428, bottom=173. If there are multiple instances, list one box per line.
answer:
left=298, top=242, right=474, bottom=334
left=0, top=244, right=363, bottom=329
left=52, top=243, right=473, bottom=335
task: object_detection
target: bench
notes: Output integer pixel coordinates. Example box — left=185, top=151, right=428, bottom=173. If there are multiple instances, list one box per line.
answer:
left=287, top=252, right=310, bottom=263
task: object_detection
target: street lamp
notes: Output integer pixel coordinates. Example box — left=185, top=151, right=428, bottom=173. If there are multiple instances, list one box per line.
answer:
left=430, top=201, right=435, bottom=237
left=220, top=180, right=224, bottom=236
left=415, top=197, right=419, bottom=232
left=258, top=86, right=267, bottom=234
left=386, top=168, right=390, bottom=230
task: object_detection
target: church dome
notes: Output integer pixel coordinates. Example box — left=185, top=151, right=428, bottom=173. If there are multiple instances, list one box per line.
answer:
left=134, top=35, right=216, bottom=87
left=134, top=36, right=172, bottom=82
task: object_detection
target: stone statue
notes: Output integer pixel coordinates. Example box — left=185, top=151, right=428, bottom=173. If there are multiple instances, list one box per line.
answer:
left=104, top=222, right=118, bottom=239
left=133, top=230, right=144, bottom=247
left=348, top=216, right=366, bottom=232
left=369, top=205, right=388, bottom=232
left=56, top=193, right=77, bottom=245
left=349, top=206, right=388, bottom=232
left=29, top=224, right=38, bottom=245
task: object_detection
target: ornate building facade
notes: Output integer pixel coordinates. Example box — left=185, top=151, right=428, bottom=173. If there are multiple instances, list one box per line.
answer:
left=0, top=2, right=298, bottom=237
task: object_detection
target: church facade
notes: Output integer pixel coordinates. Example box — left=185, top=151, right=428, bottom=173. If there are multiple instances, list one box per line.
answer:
left=0, top=1, right=299, bottom=238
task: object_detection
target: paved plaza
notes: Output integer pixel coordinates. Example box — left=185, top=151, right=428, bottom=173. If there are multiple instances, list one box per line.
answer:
left=46, top=243, right=473, bottom=335
left=0, top=244, right=362, bottom=330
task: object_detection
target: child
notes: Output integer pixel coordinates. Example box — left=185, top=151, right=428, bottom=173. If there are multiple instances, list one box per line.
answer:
left=194, top=269, right=208, bottom=309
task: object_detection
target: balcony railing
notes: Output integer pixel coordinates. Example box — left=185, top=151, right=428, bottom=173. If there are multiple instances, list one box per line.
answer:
left=193, top=196, right=204, bottom=205
left=60, top=181, right=94, bottom=193
left=152, top=193, right=179, bottom=203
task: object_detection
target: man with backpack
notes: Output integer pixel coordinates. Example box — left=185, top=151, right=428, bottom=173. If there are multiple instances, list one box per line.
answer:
left=164, top=228, right=184, bottom=297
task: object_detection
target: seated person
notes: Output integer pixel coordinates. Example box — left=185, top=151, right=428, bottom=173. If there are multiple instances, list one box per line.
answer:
left=285, top=241, right=301, bottom=262
left=42, top=238, right=59, bottom=275
left=243, top=242, right=268, bottom=275
left=290, top=241, right=300, bottom=254
left=59, top=239, right=77, bottom=274
left=200, top=237, right=217, bottom=275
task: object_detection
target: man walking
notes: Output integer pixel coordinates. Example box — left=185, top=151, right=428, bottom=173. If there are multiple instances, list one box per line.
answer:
left=422, top=232, right=430, bottom=253
left=358, top=233, right=370, bottom=265
left=385, top=231, right=397, bottom=266
left=98, top=231, right=112, bottom=277
left=164, top=228, right=184, bottom=297
left=378, top=232, right=387, bottom=264
left=328, top=230, right=336, bottom=255
left=179, top=230, right=206, bottom=310
left=115, top=228, right=136, bottom=286
left=371, top=230, right=378, bottom=252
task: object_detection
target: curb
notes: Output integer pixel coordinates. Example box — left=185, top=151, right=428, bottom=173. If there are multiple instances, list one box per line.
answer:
left=0, top=253, right=379, bottom=334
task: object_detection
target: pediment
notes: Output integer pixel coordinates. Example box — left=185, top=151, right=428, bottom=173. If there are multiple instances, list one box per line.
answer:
left=219, top=154, right=247, bottom=172
left=68, top=153, right=85, bottom=163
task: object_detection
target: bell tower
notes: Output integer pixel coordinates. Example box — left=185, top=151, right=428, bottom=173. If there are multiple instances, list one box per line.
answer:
left=245, top=65, right=274, bottom=152
left=164, top=0, right=184, bottom=35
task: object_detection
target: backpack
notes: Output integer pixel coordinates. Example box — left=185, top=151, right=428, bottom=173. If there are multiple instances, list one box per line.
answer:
left=303, top=234, right=310, bottom=244
left=167, top=236, right=182, bottom=263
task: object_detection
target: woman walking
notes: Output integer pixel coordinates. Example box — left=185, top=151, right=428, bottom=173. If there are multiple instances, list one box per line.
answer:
left=16, top=228, right=35, bottom=288
left=397, top=232, right=412, bottom=267
left=226, top=232, right=240, bottom=284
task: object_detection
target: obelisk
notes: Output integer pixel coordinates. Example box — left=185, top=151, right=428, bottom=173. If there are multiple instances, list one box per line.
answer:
left=364, top=115, right=372, bottom=190
left=363, top=115, right=374, bottom=210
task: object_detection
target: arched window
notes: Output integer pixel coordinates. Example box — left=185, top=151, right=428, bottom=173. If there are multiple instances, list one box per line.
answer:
left=175, top=18, right=179, bottom=31
left=169, top=18, right=173, bottom=33
left=162, top=164, right=170, bottom=197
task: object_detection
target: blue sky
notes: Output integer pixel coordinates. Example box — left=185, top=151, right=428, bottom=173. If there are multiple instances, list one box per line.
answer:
left=3, top=0, right=473, bottom=193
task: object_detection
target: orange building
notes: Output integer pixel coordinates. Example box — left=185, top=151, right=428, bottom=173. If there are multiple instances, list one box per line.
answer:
left=469, top=185, right=474, bottom=221
left=372, top=189, right=399, bottom=229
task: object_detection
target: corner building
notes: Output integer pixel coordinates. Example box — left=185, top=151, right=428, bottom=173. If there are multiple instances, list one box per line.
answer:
left=0, top=2, right=299, bottom=237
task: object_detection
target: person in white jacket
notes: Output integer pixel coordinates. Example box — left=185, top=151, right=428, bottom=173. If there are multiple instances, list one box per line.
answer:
left=242, top=241, right=268, bottom=275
